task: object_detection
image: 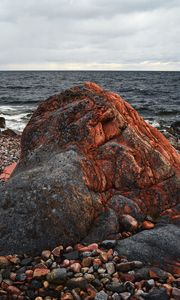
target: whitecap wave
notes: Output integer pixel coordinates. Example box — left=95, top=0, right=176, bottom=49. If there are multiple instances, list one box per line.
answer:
left=0, top=105, right=35, bottom=132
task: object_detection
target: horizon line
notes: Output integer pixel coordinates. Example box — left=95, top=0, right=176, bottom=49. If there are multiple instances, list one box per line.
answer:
left=0, top=69, right=180, bottom=72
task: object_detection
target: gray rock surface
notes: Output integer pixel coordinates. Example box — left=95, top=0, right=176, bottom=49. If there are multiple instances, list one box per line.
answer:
left=115, top=223, right=180, bottom=273
left=0, top=149, right=101, bottom=254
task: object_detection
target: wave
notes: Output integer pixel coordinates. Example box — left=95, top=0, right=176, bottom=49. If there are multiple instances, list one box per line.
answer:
left=0, top=85, right=32, bottom=90
left=157, top=110, right=179, bottom=116
left=0, top=98, right=40, bottom=105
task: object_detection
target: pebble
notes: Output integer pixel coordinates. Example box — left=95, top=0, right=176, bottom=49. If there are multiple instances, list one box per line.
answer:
left=41, top=250, right=51, bottom=260
left=100, top=277, right=110, bottom=285
left=100, top=252, right=109, bottom=263
left=66, top=277, right=88, bottom=291
left=81, top=251, right=93, bottom=258
left=120, top=214, right=138, bottom=232
left=145, top=278, right=155, bottom=289
left=106, top=262, right=115, bottom=275
left=119, top=292, right=131, bottom=300
left=124, top=281, right=135, bottom=294
left=116, top=262, right=135, bottom=272
left=65, top=246, right=73, bottom=252
left=94, top=290, right=108, bottom=300
left=61, top=292, right=74, bottom=300
left=106, top=282, right=125, bottom=293
left=82, top=257, right=93, bottom=267
left=0, top=256, right=9, bottom=268
left=33, top=268, right=50, bottom=278
left=142, top=220, right=155, bottom=229
left=87, top=284, right=98, bottom=298
left=52, top=245, right=63, bottom=257
left=98, top=267, right=106, bottom=274
left=47, top=268, right=67, bottom=283
left=7, top=285, right=21, bottom=295
left=84, top=273, right=95, bottom=282
left=15, top=272, right=26, bottom=281
left=100, top=240, right=117, bottom=249
left=78, top=243, right=99, bottom=252
left=69, top=262, right=81, bottom=273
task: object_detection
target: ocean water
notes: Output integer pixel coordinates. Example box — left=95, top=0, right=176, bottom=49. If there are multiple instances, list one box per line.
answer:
left=0, top=71, right=179, bottom=132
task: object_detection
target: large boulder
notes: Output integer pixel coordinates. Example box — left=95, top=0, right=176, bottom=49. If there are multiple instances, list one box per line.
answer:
left=0, top=82, right=179, bottom=262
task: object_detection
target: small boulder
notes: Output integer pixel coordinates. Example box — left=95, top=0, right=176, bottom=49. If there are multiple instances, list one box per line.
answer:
left=0, top=117, right=5, bottom=129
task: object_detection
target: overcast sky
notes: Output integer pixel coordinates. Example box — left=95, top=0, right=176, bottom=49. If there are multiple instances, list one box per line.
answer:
left=0, top=0, right=180, bottom=70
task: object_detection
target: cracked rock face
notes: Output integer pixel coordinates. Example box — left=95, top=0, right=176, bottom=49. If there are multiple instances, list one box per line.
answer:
left=0, top=82, right=179, bottom=259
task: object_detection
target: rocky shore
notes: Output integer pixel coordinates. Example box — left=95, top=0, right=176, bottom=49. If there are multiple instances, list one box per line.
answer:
left=0, top=241, right=179, bottom=300
left=0, top=83, right=179, bottom=299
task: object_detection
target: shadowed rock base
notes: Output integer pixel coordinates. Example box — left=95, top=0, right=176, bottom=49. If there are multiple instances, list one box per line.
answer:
left=116, top=223, right=180, bottom=275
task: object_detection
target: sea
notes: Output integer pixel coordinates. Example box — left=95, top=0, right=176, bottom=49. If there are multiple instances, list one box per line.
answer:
left=0, top=71, right=179, bottom=133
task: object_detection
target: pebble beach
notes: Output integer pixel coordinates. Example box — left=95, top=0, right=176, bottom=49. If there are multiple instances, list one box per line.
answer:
left=0, top=125, right=179, bottom=300
left=0, top=240, right=179, bottom=300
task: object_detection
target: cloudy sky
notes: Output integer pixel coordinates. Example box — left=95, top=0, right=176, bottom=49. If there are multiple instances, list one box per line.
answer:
left=0, top=0, right=180, bottom=70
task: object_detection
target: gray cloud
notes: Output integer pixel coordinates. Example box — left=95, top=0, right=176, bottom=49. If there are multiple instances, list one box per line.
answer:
left=0, top=0, right=180, bottom=70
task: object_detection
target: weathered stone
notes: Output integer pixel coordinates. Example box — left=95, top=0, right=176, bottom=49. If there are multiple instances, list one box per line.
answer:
left=61, top=292, right=74, bottom=300
left=94, top=290, right=108, bottom=300
left=46, top=268, right=67, bottom=284
left=142, top=221, right=155, bottom=230
left=112, top=293, right=121, bottom=300
left=66, top=277, right=88, bottom=291
left=52, top=245, right=63, bottom=257
left=33, top=268, right=50, bottom=278
left=116, top=262, right=135, bottom=272
left=119, top=292, right=131, bottom=300
left=69, top=263, right=81, bottom=273
left=106, top=282, right=125, bottom=293
left=105, top=262, right=115, bottom=275
left=41, top=250, right=51, bottom=260
left=7, top=285, right=21, bottom=295
left=82, top=257, right=93, bottom=267
left=100, top=240, right=117, bottom=249
left=119, top=214, right=138, bottom=232
left=84, top=273, right=95, bottom=282
left=0, top=256, right=9, bottom=268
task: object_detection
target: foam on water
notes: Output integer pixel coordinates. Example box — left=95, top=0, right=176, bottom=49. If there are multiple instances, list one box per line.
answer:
left=145, top=119, right=161, bottom=128
left=0, top=105, right=34, bottom=132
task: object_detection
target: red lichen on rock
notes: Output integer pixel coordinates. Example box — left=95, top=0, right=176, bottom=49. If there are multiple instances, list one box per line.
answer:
left=19, top=82, right=179, bottom=218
